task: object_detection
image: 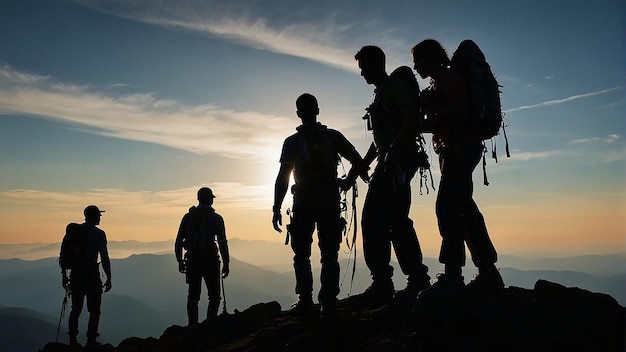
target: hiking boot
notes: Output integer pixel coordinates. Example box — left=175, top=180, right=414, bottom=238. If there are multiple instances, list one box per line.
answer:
left=417, top=274, right=466, bottom=299
left=348, top=280, right=394, bottom=307
left=69, top=335, right=81, bottom=348
left=466, top=269, right=505, bottom=296
left=320, top=300, right=337, bottom=319
left=85, top=338, right=102, bottom=350
left=289, top=298, right=317, bottom=316
left=393, top=277, right=431, bottom=303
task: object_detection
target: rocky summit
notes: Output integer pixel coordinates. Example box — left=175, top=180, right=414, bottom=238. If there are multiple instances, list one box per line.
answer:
left=41, top=280, right=625, bottom=352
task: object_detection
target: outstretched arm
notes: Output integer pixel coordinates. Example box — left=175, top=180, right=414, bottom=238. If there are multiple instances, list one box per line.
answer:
left=272, top=163, right=292, bottom=233
left=342, top=142, right=377, bottom=191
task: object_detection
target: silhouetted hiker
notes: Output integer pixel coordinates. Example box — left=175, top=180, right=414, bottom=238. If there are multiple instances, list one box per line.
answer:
left=175, top=187, right=230, bottom=325
left=60, top=205, right=111, bottom=348
left=272, top=93, right=364, bottom=318
left=346, top=45, right=431, bottom=306
left=411, top=39, right=504, bottom=298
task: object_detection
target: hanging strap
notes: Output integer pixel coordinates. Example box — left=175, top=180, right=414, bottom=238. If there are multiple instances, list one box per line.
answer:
left=340, top=184, right=359, bottom=295
left=482, top=143, right=490, bottom=186
left=503, top=124, right=510, bottom=158
left=349, top=185, right=358, bottom=294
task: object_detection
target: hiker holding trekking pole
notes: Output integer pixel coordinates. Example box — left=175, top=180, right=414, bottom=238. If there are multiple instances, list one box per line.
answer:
left=175, top=187, right=230, bottom=326
left=59, top=205, right=111, bottom=348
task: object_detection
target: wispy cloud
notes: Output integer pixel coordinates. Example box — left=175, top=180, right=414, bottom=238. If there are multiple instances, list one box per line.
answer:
left=504, top=86, right=624, bottom=113
left=508, top=150, right=564, bottom=161
left=74, top=0, right=363, bottom=73
left=151, top=17, right=358, bottom=72
left=570, top=134, right=620, bottom=144
left=0, top=64, right=290, bottom=161
left=1, top=183, right=272, bottom=212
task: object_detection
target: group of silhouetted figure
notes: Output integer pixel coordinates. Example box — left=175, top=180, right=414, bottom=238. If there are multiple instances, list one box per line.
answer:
left=59, top=39, right=505, bottom=348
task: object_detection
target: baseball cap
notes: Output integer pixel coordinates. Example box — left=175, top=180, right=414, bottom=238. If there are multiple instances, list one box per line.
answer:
left=84, top=205, right=105, bottom=218
left=197, top=187, right=216, bottom=201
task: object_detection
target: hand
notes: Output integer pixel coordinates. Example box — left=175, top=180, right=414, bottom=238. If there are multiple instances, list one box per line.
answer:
left=358, top=167, right=370, bottom=183
left=221, top=265, right=230, bottom=279
left=272, top=210, right=282, bottom=233
left=103, top=278, right=112, bottom=293
left=339, top=178, right=353, bottom=193
left=178, top=260, right=187, bottom=274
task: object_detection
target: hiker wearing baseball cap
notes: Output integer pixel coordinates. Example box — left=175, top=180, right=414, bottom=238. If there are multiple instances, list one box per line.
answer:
left=64, top=205, right=111, bottom=348
left=175, top=187, right=230, bottom=325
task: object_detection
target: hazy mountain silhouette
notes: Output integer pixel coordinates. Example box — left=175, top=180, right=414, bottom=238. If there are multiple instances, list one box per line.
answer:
left=0, top=253, right=299, bottom=349
left=39, top=280, right=625, bottom=352
left=0, top=241, right=174, bottom=261
left=0, top=240, right=624, bottom=351
left=0, top=307, right=57, bottom=352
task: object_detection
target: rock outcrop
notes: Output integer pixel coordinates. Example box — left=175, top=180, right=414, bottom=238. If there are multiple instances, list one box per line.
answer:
left=41, top=280, right=625, bottom=352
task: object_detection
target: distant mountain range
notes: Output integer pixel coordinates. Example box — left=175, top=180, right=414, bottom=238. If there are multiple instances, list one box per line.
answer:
left=0, top=238, right=624, bottom=351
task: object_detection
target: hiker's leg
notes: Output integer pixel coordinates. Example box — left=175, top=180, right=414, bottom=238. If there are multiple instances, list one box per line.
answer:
left=464, top=199, right=498, bottom=267
left=459, top=142, right=498, bottom=267
left=205, top=259, right=221, bottom=319
left=361, top=165, right=393, bottom=283
left=316, top=198, right=342, bottom=304
left=68, top=287, right=85, bottom=340
left=186, top=270, right=202, bottom=325
left=390, top=180, right=429, bottom=282
left=85, top=280, right=102, bottom=341
left=436, top=148, right=469, bottom=269
left=289, top=204, right=315, bottom=300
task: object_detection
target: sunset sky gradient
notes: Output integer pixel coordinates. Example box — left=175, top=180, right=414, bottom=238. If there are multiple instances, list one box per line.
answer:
left=1, top=0, right=624, bottom=259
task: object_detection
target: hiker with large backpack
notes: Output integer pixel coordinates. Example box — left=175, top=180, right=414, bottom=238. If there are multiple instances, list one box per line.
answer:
left=58, top=205, right=111, bottom=348
left=272, top=93, right=364, bottom=318
left=175, top=187, right=230, bottom=326
left=411, top=39, right=504, bottom=299
left=347, top=45, right=431, bottom=307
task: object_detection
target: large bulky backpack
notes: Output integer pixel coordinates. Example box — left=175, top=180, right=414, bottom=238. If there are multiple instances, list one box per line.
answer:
left=450, top=39, right=505, bottom=141
left=451, top=39, right=510, bottom=185
left=294, top=124, right=339, bottom=185
left=58, top=223, right=88, bottom=270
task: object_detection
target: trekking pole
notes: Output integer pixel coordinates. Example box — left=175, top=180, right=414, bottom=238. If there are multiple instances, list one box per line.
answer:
left=221, top=275, right=228, bottom=315
left=55, top=288, right=69, bottom=342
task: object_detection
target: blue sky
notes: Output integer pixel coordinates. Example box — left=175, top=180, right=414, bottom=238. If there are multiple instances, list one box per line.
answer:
left=0, top=0, right=624, bottom=257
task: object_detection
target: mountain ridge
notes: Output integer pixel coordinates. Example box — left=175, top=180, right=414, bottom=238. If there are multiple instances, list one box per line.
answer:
left=0, top=250, right=624, bottom=351
left=39, top=279, right=625, bottom=352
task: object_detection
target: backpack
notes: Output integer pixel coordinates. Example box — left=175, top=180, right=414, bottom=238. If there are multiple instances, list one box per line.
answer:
left=450, top=39, right=504, bottom=140
left=451, top=39, right=510, bottom=185
left=182, top=206, right=218, bottom=254
left=373, top=66, right=435, bottom=194
left=58, top=223, right=88, bottom=270
left=294, top=124, right=339, bottom=185
left=366, top=66, right=426, bottom=135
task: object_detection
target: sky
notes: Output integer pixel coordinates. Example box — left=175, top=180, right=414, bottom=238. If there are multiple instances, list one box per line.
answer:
left=0, top=0, right=624, bottom=259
